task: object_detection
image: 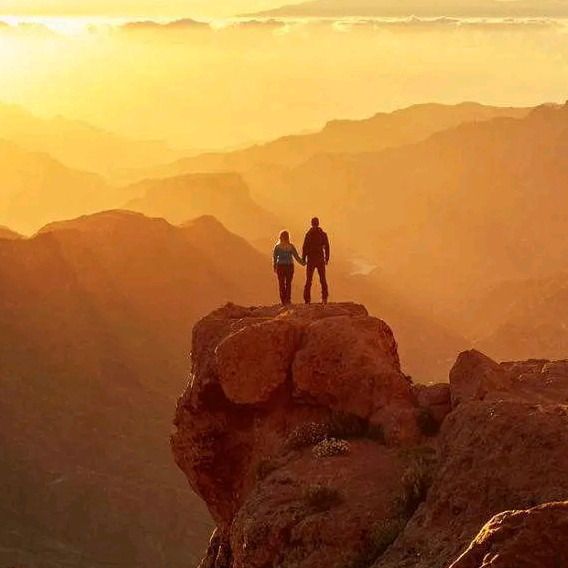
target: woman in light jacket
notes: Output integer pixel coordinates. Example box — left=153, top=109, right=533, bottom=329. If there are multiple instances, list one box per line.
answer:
left=273, top=230, right=305, bottom=305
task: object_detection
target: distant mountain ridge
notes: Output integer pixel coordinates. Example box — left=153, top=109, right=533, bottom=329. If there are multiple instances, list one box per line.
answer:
left=0, top=225, right=22, bottom=240
left=240, top=102, right=568, bottom=324
left=128, top=103, right=530, bottom=184
left=123, top=172, right=282, bottom=244
left=0, top=101, right=181, bottom=179
left=251, top=0, right=568, bottom=17
left=0, top=138, right=114, bottom=235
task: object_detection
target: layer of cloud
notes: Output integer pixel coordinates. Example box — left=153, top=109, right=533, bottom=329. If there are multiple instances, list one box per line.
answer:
left=0, top=15, right=564, bottom=38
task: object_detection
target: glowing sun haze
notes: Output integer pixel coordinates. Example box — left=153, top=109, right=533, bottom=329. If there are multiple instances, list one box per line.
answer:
left=1, top=1, right=568, bottom=151
left=0, top=0, right=303, bottom=18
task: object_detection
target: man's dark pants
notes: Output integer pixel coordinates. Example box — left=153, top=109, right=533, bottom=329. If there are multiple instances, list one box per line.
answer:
left=304, top=262, right=328, bottom=303
left=276, top=264, right=294, bottom=304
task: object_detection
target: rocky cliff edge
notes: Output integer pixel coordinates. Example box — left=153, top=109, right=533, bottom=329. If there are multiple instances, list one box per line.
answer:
left=171, top=303, right=568, bottom=568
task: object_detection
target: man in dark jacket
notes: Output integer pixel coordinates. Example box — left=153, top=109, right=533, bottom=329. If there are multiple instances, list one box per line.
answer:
left=302, top=217, right=330, bottom=304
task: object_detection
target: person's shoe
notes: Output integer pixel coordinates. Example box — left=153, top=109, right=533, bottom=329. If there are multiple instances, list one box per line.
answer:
left=322, top=298, right=328, bottom=304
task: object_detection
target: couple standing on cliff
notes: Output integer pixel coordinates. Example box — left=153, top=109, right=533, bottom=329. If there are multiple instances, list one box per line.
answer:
left=273, top=217, right=330, bottom=306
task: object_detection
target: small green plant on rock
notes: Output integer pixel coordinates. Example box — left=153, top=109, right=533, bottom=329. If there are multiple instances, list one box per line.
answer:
left=303, top=483, right=343, bottom=513
left=395, top=446, right=438, bottom=516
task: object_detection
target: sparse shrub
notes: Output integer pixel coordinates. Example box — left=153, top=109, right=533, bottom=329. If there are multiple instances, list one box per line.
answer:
left=395, top=446, right=438, bottom=516
left=277, top=543, right=306, bottom=568
left=242, top=518, right=270, bottom=551
left=369, top=517, right=406, bottom=556
left=417, top=407, right=439, bottom=437
left=303, top=483, right=342, bottom=512
left=284, top=422, right=329, bottom=450
left=312, top=437, right=351, bottom=458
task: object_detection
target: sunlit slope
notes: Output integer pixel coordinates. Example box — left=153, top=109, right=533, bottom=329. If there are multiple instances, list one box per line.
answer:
left=130, top=103, right=529, bottom=182
left=0, top=102, right=180, bottom=179
left=0, top=139, right=115, bottom=234
left=244, top=103, right=568, bottom=310
left=0, top=210, right=279, bottom=568
left=124, top=172, right=283, bottom=244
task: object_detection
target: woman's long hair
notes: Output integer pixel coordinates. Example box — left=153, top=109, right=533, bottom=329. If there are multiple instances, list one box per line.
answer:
left=278, top=230, right=291, bottom=246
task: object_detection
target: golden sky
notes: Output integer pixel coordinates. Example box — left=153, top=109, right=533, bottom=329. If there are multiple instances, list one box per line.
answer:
left=0, top=0, right=301, bottom=18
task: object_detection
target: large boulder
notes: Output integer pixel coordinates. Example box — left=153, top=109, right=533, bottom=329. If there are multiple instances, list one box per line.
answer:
left=449, top=350, right=513, bottom=407
left=373, top=351, right=568, bottom=568
left=449, top=501, right=568, bottom=568
left=171, top=303, right=427, bottom=567
left=450, top=350, right=568, bottom=407
left=172, top=309, right=568, bottom=568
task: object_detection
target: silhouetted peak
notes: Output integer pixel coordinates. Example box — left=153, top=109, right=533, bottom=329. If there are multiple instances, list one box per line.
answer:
left=36, top=209, right=172, bottom=238
left=0, top=225, right=23, bottom=240
left=181, top=214, right=226, bottom=231
left=526, top=102, right=567, bottom=122
left=180, top=215, right=251, bottom=247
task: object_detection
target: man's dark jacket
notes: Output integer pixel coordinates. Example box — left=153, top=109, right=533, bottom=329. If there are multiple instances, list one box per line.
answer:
left=302, top=227, right=330, bottom=265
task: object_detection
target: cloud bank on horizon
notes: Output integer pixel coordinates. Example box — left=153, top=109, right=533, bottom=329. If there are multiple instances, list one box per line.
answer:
left=253, top=0, right=568, bottom=18
left=3, top=0, right=568, bottom=19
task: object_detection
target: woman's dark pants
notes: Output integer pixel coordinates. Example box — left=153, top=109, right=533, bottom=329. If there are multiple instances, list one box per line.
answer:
left=276, top=264, right=294, bottom=304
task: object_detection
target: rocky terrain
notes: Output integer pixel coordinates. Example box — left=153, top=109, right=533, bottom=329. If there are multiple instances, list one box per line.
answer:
left=172, top=303, right=568, bottom=567
left=0, top=210, right=464, bottom=568
left=0, top=101, right=180, bottom=179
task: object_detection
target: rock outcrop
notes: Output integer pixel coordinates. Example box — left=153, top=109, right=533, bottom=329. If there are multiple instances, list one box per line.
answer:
left=375, top=351, right=568, bottom=568
left=172, top=303, right=445, bottom=567
left=449, top=501, right=568, bottom=568
left=171, top=304, right=568, bottom=568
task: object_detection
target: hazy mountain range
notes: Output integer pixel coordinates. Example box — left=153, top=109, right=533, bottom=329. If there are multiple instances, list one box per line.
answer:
left=5, top=97, right=568, bottom=566
left=0, top=102, right=181, bottom=180
left=133, top=103, right=529, bottom=181
left=242, top=103, right=568, bottom=312
left=252, top=0, right=568, bottom=17
left=0, top=211, right=274, bottom=568
left=124, top=172, right=282, bottom=245
left=124, top=98, right=568, bottom=365
left=0, top=139, right=113, bottom=234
